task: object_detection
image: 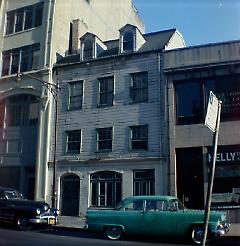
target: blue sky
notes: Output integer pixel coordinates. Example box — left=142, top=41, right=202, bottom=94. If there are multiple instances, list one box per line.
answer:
left=133, top=0, right=240, bottom=46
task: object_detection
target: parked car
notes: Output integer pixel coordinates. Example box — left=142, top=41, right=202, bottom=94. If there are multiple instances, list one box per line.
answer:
left=86, top=195, right=230, bottom=244
left=0, top=187, right=59, bottom=230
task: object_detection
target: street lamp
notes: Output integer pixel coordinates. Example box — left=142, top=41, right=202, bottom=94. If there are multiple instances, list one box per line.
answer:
left=16, top=72, right=60, bottom=209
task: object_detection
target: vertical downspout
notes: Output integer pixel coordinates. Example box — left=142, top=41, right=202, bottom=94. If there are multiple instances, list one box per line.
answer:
left=44, top=0, right=57, bottom=202
left=35, top=0, right=56, bottom=202
left=158, top=50, right=171, bottom=195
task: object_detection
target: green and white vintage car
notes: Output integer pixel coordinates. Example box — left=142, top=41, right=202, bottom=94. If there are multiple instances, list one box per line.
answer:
left=86, top=195, right=230, bottom=244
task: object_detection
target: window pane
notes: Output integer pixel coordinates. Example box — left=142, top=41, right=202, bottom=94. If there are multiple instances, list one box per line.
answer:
left=10, top=50, right=20, bottom=74
left=69, top=81, right=83, bottom=110
left=106, top=182, right=113, bottom=206
left=91, top=182, right=97, bottom=206
left=31, top=45, right=40, bottom=70
left=206, top=76, right=240, bottom=120
left=0, top=102, right=5, bottom=128
left=97, top=127, right=112, bottom=151
left=98, top=77, right=114, bottom=107
left=131, top=72, right=148, bottom=103
left=6, top=12, right=14, bottom=35
left=67, top=130, right=81, bottom=154
left=133, top=169, right=155, bottom=196
left=83, top=40, right=93, bottom=60
left=123, top=32, right=134, bottom=51
left=34, top=3, right=43, bottom=27
left=24, top=6, right=33, bottom=29
left=15, top=9, right=24, bottom=32
left=131, top=125, right=148, bottom=150
left=116, top=181, right=122, bottom=205
left=20, top=48, right=29, bottom=72
left=175, top=81, right=202, bottom=124
left=2, top=53, right=10, bottom=76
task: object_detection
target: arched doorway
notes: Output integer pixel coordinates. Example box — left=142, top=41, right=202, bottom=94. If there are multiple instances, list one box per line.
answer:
left=61, top=174, right=80, bottom=216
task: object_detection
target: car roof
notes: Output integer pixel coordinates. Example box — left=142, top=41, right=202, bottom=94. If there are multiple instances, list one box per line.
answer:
left=124, top=195, right=176, bottom=202
left=0, top=187, right=17, bottom=192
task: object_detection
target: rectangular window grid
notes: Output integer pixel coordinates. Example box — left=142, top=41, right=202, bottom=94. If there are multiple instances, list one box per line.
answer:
left=5, top=2, right=43, bottom=35
left=130, top=72, right=148, bottom=103
left=68, top=81, right=83, bottom=110
left=130, top=125, right=148, bottom=150
left=97, top=127, right=112, bottom=152
left=6, top=95, right=39, bottom=127
left=1, top=44, right=40, bottom=76
left=133, top=169, right=155, bottom=196
left=66, top=130, right=81, bottom=154
left=98, top=76, right=114, bottom=107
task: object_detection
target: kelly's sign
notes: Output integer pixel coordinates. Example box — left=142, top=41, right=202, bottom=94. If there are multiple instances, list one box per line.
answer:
left=208, top=147, right=240, bottom=164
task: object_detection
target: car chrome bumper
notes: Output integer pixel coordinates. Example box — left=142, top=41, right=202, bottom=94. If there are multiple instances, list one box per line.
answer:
left=29, top=215, right=58, bottom=225
left=213, top=223, right=230, bottom=237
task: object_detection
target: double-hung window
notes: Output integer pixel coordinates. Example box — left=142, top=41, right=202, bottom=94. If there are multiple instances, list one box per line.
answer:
left=130, top=72, right=148, bottom=103
left=97, top=127, right=112, bottom=152
left=68, top=81, right=83, bottom=110
left=130, top=125, right=148, bottom=150
left=66, top=130, right=81, bottom=154
left=98, top=76, right=114, bottom=107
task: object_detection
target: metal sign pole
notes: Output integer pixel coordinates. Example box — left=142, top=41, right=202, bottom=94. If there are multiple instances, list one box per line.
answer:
left=201, top=101, right=221, bottom=246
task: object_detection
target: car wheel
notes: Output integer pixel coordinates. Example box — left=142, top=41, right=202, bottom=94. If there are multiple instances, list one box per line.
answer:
left=191, top=226, right=204, bottom=245
left=15, top=216, right=29, bottom=231
left=105, top=226, right=122, bottom=240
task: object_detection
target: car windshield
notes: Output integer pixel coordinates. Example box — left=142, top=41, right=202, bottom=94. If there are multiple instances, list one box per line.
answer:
left=4, top=190, right=24, bottom=200
left=115, top=200, right=125, bottom=210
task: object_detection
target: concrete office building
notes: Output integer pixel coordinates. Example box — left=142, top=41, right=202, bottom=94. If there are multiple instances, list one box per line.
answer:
left=52, top=24, right=185, bottom=216
left=164, top=40, right=240, bottom=210
left=0, top=0, right=144, bottom=200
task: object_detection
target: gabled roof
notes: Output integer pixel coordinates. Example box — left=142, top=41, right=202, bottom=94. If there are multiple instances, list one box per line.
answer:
left=56, top=28, right=177, bottom=66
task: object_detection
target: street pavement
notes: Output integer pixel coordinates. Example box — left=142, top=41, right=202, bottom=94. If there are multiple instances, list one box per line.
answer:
left=55, top=216, right=240, bottom=238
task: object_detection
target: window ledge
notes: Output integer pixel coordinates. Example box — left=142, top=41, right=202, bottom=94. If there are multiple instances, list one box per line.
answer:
left=4, top=27, right=38, bottom=38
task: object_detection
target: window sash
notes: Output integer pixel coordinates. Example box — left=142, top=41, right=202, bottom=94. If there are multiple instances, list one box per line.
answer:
left=6, top=12, right=14, bottom=35
left=66, top=130, right=81, bottom=154
left=68, top=81, right=83, bottom=110
left=1, top=44, right=40, bottom=76
left=130, top=72, right=148, bottom=103
left=5, top=2, right=43, bottom=35
left=15, top=9, right=24, bottom=32
left=130, top=125, right=148, bottom=150
left=97, top=128, right=112, bottom=151
left=98, top=77, right=114, bottom=107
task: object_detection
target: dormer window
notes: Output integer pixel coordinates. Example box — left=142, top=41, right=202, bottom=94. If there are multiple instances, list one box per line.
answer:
left=119, top=24, right=145, bottom=54
left=83, top=39, right=93, bottom=60
left=123, top=31, right=134, bottom=51
left=80, top=32, right=106, bottom=61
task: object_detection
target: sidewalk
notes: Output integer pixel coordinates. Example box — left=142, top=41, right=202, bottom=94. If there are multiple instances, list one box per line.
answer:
left=54, top=216, right=240, bottom=237
left=55, top=216, right=87, bottom=230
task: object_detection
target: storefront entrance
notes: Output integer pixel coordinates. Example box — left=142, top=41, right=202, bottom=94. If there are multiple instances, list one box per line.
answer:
left=61, top=174, right=80, bottom=216
left=176, top=148, right=204, bottom=209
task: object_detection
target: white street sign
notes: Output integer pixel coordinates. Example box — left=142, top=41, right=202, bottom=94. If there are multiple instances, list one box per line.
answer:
left=205, top=91, right=219, bottom=132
